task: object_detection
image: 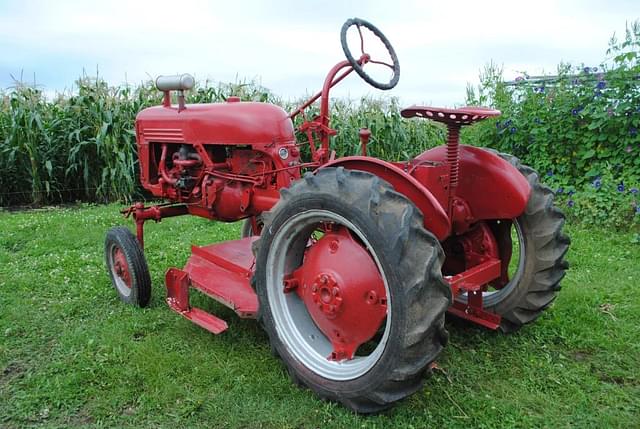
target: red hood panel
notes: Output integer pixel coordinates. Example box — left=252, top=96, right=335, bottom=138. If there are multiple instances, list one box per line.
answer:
left=136, top=102, right=295, bottom=145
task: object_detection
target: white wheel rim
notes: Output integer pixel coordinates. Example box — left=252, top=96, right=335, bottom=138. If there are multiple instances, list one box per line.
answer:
left=265, top=210, right=391, bottom=381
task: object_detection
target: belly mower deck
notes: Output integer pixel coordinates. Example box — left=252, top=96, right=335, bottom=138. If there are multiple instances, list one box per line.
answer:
left=164, top=237, right=502, bottom=334
left=165, top=237, right=259, bottom=334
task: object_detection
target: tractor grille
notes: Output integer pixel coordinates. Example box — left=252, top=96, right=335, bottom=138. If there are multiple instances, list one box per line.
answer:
left=142, top=128, right=184, bottom=142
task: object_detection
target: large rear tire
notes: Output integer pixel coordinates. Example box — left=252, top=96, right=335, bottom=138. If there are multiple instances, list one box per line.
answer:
left=253, top=167, right=451, bottom=413
left=461, top=151, right=570, bottom=333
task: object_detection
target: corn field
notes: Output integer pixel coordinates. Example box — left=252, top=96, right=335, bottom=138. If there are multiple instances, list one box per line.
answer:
left=0, top=75, right=445, bottom=207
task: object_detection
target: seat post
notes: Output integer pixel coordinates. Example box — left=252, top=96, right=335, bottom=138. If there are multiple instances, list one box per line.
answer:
left=400, top=105, right=502, bottom=216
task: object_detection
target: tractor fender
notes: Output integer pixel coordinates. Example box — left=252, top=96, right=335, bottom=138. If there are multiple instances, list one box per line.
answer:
left=416, top=145, right=531, bottom=220
left=321, top=157, right=451, bottom=240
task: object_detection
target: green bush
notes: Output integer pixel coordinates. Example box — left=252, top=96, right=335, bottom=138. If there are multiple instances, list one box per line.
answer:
left=463, top=21, right=640, bottom=229
left=554, top=172, right=640, bottom=229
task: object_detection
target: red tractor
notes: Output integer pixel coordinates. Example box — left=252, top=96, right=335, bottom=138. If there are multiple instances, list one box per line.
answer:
left=105, top=18, right=569, bottom=413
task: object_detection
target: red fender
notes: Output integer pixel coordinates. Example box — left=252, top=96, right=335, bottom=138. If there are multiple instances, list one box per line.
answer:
left=416, top=145, right=531, bottom=220
left=321, top=157, right=451, bottom=240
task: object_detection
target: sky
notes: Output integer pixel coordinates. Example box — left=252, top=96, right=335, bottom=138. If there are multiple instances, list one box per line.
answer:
left=0, top=0, right=639, bottom=106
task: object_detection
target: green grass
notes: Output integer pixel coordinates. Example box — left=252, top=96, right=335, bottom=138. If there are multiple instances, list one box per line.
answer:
left=1, top=204, right=638, bottom=428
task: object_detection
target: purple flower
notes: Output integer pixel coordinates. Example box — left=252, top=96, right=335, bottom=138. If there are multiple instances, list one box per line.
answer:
left=504, top=119, right=512, bottom=127
left=636, top=205, right=640, bottom=215
left=592, top=67, right=598, bottom=72
left=596, top=80, right=606, bottom=90
left=556, top=187, right=564, bottom=194
left=607, top=107, right=614, bottom=116
left=592, top=177, right=602, bottom=189
left=631, top=127, right=638, bottom=137
left=534, top=86, right=545, bottom=94
left=496, top=121, right=501, bottom=129
left=626, top=145, right=633, bottom=153
left=567, top=190, right=575, bottom=196
left=571, top=107, right=583, bottom=115
left=547, top=170, right=554, bottom=177
left=630, top=187, right=639, bottom=194
left=617, top=182, right=625, bottom=192
left=510, top=127, right=517, bottom=134
left=567, top=200, right=575, bottom=207
left=583, top=66, right=591, bottom=73
left=515, top=76, right=524, bottom=81
left=572, top=78, right=581, bottom=85
left=594, top=90, right=603, bottom=98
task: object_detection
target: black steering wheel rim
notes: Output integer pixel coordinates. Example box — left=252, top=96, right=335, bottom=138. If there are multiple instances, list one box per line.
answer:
left=340, top=18, right=400, bottom=90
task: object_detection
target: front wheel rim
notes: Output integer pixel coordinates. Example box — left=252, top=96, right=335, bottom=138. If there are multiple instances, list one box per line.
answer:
left=107, top=243, right=133, bottom=297
left=265, top=210, right=391, bottom=381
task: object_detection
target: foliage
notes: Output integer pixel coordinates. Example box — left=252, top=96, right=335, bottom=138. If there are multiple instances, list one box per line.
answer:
left=553, top=170, right=640, bottom=229
left=464, top=21, right=640, bottom=229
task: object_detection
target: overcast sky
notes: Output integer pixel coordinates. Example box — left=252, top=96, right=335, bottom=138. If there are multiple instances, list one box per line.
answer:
left=1, top=0, right=638, bottom=106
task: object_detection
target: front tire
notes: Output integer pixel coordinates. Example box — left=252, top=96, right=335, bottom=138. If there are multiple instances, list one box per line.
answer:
left=105, top=226, right=151, bottom=307
left=253, top=167, right=451, bottom=413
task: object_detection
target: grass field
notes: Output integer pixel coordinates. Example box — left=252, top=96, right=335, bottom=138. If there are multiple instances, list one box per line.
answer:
left=1, top=204, right=638, bottom=428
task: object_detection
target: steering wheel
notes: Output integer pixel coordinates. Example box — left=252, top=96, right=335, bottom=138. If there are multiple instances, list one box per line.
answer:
left=340, top=18, right=400, bottom=90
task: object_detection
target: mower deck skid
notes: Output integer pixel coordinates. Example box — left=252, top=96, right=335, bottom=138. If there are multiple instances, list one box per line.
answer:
left=165, top=237, right=259, bottom=334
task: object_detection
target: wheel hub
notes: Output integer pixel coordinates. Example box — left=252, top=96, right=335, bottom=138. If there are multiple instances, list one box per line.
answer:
left=112, top=247, right=132, bottom=288
left=311, top=273, right=342, bottom=317
left=286, top=227, right=387, bottom=361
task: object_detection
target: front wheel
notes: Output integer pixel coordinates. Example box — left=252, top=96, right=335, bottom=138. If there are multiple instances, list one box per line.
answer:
left=105, top=226, right=151, bottom=307
left=253, top=168, right=451, bottom=413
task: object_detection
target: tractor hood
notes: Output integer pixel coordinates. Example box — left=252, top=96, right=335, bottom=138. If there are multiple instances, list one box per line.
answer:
left=136, top=101, right=295, bottom=145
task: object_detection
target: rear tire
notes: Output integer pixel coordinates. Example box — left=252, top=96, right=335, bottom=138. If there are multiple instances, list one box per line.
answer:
left=253, top=167, right=451, bottom=413
left=105, top=226, right=151, bottom=307
left=476, top=151, right=570, bottom=332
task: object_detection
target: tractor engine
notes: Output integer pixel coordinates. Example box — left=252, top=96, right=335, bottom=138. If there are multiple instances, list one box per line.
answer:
left=135, top=86, right=300, bottom=222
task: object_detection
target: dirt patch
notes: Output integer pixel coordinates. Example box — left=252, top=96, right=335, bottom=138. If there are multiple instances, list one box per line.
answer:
left=597, top=373, right=639, bottom=386
left=0, top=362, right=26, bottom=386
left=572, top=350, right=591, bottom=362
left=68, top=410, right=95, bottom=426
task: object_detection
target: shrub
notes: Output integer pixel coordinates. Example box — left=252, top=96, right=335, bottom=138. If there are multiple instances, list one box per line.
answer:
left=463, top=21, right=640, bottom=230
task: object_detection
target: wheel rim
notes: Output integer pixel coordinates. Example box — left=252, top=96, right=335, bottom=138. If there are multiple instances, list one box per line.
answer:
left=265, top=210, right=391, bottom=381
left=108, top=244, right=133, bottom=297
